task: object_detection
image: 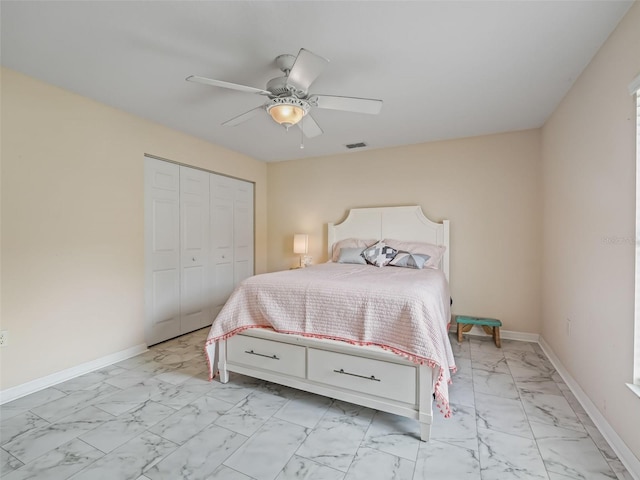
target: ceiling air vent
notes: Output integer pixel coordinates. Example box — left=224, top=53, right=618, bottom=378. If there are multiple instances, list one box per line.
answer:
left=345, top=142, right=367, bottom=150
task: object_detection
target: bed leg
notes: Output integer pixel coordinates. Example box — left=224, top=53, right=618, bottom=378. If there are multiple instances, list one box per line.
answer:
left=218, top=341, right=229, bottom=384
left=420, top=422, right=431, bottom=442
left=418, top=364, right=433, bottom=442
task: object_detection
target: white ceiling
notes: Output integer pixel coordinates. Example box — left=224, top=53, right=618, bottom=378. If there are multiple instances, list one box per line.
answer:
left=1, top=1, right=633, bottom=162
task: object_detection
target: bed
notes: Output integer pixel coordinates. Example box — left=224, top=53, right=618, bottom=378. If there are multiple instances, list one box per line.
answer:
left=204, top=205, right=455, bottom=441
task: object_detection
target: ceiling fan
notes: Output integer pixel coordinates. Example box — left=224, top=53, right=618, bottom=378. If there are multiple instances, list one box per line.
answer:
left=186, top=48, right=383, bottom=138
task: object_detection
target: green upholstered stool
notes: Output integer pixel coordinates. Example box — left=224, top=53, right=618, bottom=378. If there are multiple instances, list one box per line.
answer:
left=455, top=315, right=502, bottom=348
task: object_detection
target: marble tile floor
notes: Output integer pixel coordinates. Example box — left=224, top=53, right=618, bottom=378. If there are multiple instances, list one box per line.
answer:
left=0, top=328, right=633, bottom=480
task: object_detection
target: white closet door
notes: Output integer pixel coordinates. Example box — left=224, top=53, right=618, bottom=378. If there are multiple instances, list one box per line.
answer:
left=145, top=159, right=254, bottom=345
left=210, top=175, right=236, bottom=318
left=234, top=179, right=254, bottom=285
left=144, top=158, right=181, bottom=345
left=179, top=166, right=211, bottom=334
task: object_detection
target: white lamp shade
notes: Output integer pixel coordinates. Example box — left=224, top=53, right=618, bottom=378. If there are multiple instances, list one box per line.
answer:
left=293, top=234, right=308, bottom=254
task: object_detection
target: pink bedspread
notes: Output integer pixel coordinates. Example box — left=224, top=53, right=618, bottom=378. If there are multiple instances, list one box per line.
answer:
left=204, top=262, right=456, bottom=417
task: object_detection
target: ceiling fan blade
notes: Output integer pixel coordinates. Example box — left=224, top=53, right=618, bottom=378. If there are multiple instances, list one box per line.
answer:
left=309, top=94, right=383, bottom=115
left=222, top=106, right=265, bottom=127
left=286, top=49, right=329, bottom=93
left=186, top=75, right=271, bottom=96
left=298, top=113, right=323, bottom=138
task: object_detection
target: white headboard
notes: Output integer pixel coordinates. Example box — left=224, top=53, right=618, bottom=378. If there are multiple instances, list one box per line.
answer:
left=327, top=205, right=450, bottom=280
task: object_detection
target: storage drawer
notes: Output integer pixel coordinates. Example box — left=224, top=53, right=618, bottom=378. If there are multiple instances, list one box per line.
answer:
left=227, top=334, right=305, bottom=378
left=307, top=348, right=416, bottom=404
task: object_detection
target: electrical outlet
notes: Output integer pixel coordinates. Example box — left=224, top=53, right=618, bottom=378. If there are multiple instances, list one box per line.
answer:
left=0, top=331, right=8, bottom=347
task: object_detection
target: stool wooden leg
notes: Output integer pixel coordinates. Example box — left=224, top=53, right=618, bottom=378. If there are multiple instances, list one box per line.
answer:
left=457, top=323, right=463, bottom=343
left=480, top=325, right=493, bottom=336
left=494, top=327, right=501, bottom=348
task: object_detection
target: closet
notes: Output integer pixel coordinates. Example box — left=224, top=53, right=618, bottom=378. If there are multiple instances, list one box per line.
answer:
left=144, top=156, right=254, bottom=346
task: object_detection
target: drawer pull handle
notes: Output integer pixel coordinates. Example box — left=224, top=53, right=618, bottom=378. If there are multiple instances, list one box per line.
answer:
left=333, top=368, right=380, bottom=382
left=245, top=349, right=279, bottom=360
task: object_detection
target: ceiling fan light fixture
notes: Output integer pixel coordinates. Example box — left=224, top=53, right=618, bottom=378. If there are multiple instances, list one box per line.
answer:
left=267, top=97, right=310, bottom=128
left=269, top=104, right=304, bottom=126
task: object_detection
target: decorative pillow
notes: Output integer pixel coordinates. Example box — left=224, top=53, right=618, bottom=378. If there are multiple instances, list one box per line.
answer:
left=389, top=251, right=431, bottom=269
left=331, top=238, right=377, bottom=262
left=383, top=239, right=446, bottom=269
left=362, top=241, right=398, bottom=267
left=337, top=247, right=367, bottom=265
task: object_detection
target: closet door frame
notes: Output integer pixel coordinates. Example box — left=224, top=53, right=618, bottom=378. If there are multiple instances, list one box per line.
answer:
left=144, top=154, right=255, bottom=346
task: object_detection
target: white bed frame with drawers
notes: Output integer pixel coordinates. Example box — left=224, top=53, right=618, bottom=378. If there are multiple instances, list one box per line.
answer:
left=217, top=205, right=450, bottom=441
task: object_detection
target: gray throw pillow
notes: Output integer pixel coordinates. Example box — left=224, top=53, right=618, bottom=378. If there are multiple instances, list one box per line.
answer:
left=337, top=247, right=367, bottom=265
left=389, top=251, right=431, bottom=269
left=362, top=241, right=398, bottom=267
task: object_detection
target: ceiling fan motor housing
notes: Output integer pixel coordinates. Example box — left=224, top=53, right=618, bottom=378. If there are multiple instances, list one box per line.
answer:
left=267, top=54, right=308, bottom=97
left=267, top=97, right=310, bottom=114
left=266, top=75, right=307, bottom=98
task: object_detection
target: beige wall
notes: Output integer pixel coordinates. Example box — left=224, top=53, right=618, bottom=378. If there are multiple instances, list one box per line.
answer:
left=267, top=130, right=542, bottom=335
left=541, top=2, right=640, bottom=461
left=0, top=68, right=268, bottom=390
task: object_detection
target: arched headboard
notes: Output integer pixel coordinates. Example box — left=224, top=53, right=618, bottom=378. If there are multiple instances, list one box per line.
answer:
left=327, top=205, right=450, bottom=280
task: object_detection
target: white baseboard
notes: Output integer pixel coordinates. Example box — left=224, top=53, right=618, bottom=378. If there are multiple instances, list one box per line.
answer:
left=502, top=329, right=540, bottom=343
left=0, top=343, right=148, bottom=405
left=539, top=336, right=640, bottom=480
left=449, top=324, right=540, bottom=343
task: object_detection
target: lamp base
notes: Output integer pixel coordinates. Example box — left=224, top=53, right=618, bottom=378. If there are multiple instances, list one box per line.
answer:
left=300, top=255, right=312, bottom=268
